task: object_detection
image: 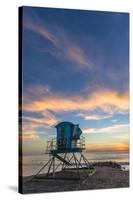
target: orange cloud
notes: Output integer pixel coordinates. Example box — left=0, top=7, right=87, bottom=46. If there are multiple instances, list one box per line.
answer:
left=23, top=111, right=59, bottom=128
left=23, top=89, right=129, bottom=115
left=86, top=143, right=129, bottom=152
left=22, top=87, right=129, bottom=143
left=83, top=123, right=129, bottom=134
left=78, top=113, right=112, bottom=120
left=21, top=110, right=59, bottom=141
left=21, top=133, right=39, bottom=141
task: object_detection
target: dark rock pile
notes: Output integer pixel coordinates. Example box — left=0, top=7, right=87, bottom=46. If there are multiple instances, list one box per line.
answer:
left=92, top=161, right=121, bottom=169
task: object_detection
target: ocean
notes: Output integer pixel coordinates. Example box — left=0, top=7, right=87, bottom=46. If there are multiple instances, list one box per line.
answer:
left=22, top=151, right=129, bottom=177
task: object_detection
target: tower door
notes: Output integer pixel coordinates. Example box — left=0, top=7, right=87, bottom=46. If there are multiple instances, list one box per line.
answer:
left=61, top=127, right=65, bottom=138
left=58, top=126, right=67, bottom=149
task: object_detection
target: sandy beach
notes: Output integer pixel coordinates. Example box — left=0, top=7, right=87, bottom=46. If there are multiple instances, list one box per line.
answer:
left=22, top=164, right=129, bottom=194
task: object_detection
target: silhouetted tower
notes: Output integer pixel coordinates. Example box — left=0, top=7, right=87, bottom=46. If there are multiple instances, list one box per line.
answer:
left=33, top=121, right=94, bottom=181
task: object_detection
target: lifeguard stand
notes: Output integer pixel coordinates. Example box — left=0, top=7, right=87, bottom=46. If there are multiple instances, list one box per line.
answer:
left=32, top=122, right=94, bottom=181
left=50, top=121, right=85, bottom=153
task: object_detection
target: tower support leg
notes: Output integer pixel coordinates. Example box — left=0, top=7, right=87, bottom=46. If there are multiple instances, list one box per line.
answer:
left=29, top=157, right=53, bottom=182
left=46, top=156, right=54, bottom=177
left=29, top=152, right=94, bottom=182
left=53, top=156, right=55, bottom=177
left=62, top=153, right=67, bottom=170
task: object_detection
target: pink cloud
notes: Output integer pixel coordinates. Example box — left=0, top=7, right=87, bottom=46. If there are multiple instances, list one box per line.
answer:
left=24, top=19, right=93, bottom=70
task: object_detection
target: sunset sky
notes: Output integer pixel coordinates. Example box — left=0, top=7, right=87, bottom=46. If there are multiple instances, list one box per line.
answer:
left=21, top=6, right=129, bottom=156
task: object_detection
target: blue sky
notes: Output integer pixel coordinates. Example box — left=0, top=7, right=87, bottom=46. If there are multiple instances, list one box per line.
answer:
left=21, top=6, right=129, bottom=155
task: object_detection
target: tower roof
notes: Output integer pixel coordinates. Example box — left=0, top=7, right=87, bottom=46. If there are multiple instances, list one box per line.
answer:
left=55, top=121, right=75, bottom=128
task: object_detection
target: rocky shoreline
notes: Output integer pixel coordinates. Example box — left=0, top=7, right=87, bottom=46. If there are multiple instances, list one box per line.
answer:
left=21, top=162, right=129, bottom=194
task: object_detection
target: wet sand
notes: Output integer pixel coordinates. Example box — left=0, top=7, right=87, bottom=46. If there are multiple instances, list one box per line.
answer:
left=22, top=166, right=129, bottom=194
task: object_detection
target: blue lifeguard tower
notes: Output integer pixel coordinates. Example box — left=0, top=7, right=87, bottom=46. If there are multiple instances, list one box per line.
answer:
left=33, top=122, right=94, bottom=181
left=50, top=121, right=84, bottom=153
